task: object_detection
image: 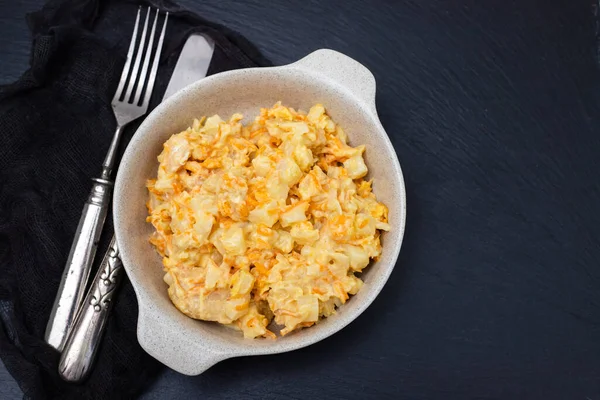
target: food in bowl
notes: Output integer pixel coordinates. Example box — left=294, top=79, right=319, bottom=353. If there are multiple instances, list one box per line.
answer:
left=146, top=102, right=390, bottom=338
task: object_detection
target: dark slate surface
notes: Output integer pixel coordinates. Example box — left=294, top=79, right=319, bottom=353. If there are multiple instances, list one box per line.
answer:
left=2, top=0, right=600, bottom=399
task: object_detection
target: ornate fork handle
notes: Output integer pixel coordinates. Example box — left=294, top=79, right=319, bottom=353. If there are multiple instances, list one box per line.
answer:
left=59, top=236, right=124, bottom=383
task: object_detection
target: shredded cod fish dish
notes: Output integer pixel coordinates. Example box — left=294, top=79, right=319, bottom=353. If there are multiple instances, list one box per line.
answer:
left=146, top=102, right=390, bottom=338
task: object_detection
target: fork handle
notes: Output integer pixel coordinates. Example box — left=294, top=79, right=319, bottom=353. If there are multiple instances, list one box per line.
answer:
left=45, top=177, right=113, bottom=351
left=59, top=236, right=124, bottom=382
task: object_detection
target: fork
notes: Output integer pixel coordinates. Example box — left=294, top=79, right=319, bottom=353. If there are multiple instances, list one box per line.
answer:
left=45, top=7, right=169, bottom=352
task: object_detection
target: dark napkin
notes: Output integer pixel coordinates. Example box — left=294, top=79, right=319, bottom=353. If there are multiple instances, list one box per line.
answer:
left=0, top=0, right=270, bottom=399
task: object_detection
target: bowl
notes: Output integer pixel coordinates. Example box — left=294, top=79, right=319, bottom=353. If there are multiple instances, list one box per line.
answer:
left=113, top=49, right=406, bottom=375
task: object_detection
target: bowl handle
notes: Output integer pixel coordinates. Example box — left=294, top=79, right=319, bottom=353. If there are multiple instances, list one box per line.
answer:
left=137, top=300, right=225, bottom=375
left=288, top=49, right=377, bottom=115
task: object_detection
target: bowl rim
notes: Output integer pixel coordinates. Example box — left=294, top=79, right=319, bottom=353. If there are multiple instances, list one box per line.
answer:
left=113, top=49, right=407, bottom=375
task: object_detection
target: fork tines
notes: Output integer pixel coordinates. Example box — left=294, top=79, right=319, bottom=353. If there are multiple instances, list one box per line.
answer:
left=113, top=7, right=169, bottom=108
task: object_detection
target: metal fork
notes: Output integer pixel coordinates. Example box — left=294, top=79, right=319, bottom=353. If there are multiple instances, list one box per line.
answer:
left=45, top=7, right=169, bottom=352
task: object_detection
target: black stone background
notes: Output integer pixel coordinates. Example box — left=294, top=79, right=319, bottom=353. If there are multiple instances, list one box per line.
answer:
left=1, top=0, right=600, bottom=399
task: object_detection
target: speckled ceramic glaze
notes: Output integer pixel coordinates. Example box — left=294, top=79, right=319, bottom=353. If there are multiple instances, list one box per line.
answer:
left=113, top=49, right=406, bottom=375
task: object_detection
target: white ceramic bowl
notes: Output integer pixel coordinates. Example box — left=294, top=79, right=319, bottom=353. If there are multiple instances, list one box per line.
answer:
left=114, top=49, right=406, bottom=375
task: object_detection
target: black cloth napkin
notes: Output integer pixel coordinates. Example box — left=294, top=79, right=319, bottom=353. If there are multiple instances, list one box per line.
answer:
left=0, top=0, right=270, bottom=398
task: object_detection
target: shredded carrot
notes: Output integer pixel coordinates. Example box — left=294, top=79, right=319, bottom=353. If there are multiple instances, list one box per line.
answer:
left=312, top=287, right=325, bottom=295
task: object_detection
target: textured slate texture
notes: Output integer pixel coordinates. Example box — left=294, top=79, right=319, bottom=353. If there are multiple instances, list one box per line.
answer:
left=2, top=0, right=600, bottom=399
